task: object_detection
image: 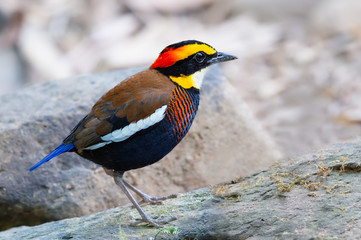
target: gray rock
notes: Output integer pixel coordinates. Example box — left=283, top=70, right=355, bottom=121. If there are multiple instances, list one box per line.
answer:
left=0, top=47, right=25, bottom=96
left=310, top=0, right=361, bottom=36
left=0, top=65, right=281, bottom=230
left=232, top=0, right=321, bottom=20
left=1, top=138, right=361, bottom=239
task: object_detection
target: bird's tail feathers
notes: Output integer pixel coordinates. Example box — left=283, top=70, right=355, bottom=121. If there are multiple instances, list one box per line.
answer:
left=29, top=143, right=74, bottom=171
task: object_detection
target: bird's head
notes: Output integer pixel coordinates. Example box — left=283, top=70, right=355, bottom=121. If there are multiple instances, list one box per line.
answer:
left=150, top=40, right=237, bottom=90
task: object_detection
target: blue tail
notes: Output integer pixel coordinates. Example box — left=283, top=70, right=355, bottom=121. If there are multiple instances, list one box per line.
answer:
left=29, top=143, right=74, bottom=171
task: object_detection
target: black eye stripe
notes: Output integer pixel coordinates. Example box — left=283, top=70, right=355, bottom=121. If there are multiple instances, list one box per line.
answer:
left=155, top=52, right=210, bottom=77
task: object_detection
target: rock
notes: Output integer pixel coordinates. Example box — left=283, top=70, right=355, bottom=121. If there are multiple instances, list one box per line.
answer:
left=123, top=0, right=213, bottom=14
left=0, top=65, right=281, bottom=230
left=310, top=0, right=361, bottom=37
left=1, top=138, right=361, bottom=239
left=18, top=23, right=73, bottom=80
left=232, top=0, right=320, bottom=20
left=0, top=47, right=24, bottom=95
left=0, top=10, right=25, bottom=95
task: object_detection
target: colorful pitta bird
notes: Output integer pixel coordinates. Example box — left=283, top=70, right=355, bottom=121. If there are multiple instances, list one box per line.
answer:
left=30, top=40, right=237, bottom=227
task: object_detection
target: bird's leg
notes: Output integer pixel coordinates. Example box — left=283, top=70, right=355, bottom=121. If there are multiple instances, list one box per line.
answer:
left=113, top=171, right=176, bottom=228
left=122, top=178, right=177, bottom=205
left=104, top=167, right=177, bottom=204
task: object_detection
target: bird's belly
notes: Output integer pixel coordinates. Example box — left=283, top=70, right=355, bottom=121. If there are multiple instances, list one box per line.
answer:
left=78, top=118, right=191, bottom=171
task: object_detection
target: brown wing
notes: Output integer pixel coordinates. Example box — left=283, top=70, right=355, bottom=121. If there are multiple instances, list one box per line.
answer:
left=63, top=69, right=176, bottom=151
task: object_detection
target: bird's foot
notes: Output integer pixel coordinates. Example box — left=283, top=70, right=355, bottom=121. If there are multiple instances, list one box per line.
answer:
left=139, top=193, right=177, bottom=205
left=122, top=179, right=177, bottom=205
left=113, top=174, right=177, bottom=228
left=130, top=215, right=177, bottom=228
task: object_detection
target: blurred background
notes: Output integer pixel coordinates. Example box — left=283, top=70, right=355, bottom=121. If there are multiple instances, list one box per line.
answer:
left=1, top=0, right=361, bottom=159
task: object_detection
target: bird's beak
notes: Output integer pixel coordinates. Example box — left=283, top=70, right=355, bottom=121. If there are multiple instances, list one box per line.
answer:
left=207, top=52, right=237, bottom=64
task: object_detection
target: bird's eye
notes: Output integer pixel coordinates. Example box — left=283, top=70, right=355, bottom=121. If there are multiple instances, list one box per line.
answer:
left=194, top=52, right=206, bottom=63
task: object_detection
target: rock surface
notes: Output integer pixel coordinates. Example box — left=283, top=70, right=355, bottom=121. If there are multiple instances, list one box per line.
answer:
left=0, top=66, right=281, bottom=230
left=1, top=138, right=361, bottom=239
left=310, top=0, right=361, bottom=37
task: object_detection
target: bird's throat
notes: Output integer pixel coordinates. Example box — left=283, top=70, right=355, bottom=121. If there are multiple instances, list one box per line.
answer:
left=169, top=68, right=208, bottom=90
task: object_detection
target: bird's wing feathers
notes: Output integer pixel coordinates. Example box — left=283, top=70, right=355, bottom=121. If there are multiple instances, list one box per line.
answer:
left=64, top=69, right=175, bottom=151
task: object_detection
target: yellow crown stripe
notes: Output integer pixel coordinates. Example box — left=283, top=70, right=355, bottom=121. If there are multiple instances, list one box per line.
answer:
left=174, top=43, right=216, bottom=62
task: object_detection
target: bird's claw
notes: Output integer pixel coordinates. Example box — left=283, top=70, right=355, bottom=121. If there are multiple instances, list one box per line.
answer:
left=130, top=215, right=177, bottom=228
left=139, top=193, right=177, bottom=205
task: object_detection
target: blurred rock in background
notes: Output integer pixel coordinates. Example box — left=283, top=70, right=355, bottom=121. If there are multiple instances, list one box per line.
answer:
left=0, top=9, right=25, bottom=95
left=0, top=0, right=361, bottom=164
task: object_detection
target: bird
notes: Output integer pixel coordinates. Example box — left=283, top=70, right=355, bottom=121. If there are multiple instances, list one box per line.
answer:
left=29, top=40, right=237, bottom=228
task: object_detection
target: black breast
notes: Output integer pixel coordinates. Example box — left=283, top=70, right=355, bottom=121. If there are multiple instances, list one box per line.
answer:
left=79, top=87, right=200, bottom=172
